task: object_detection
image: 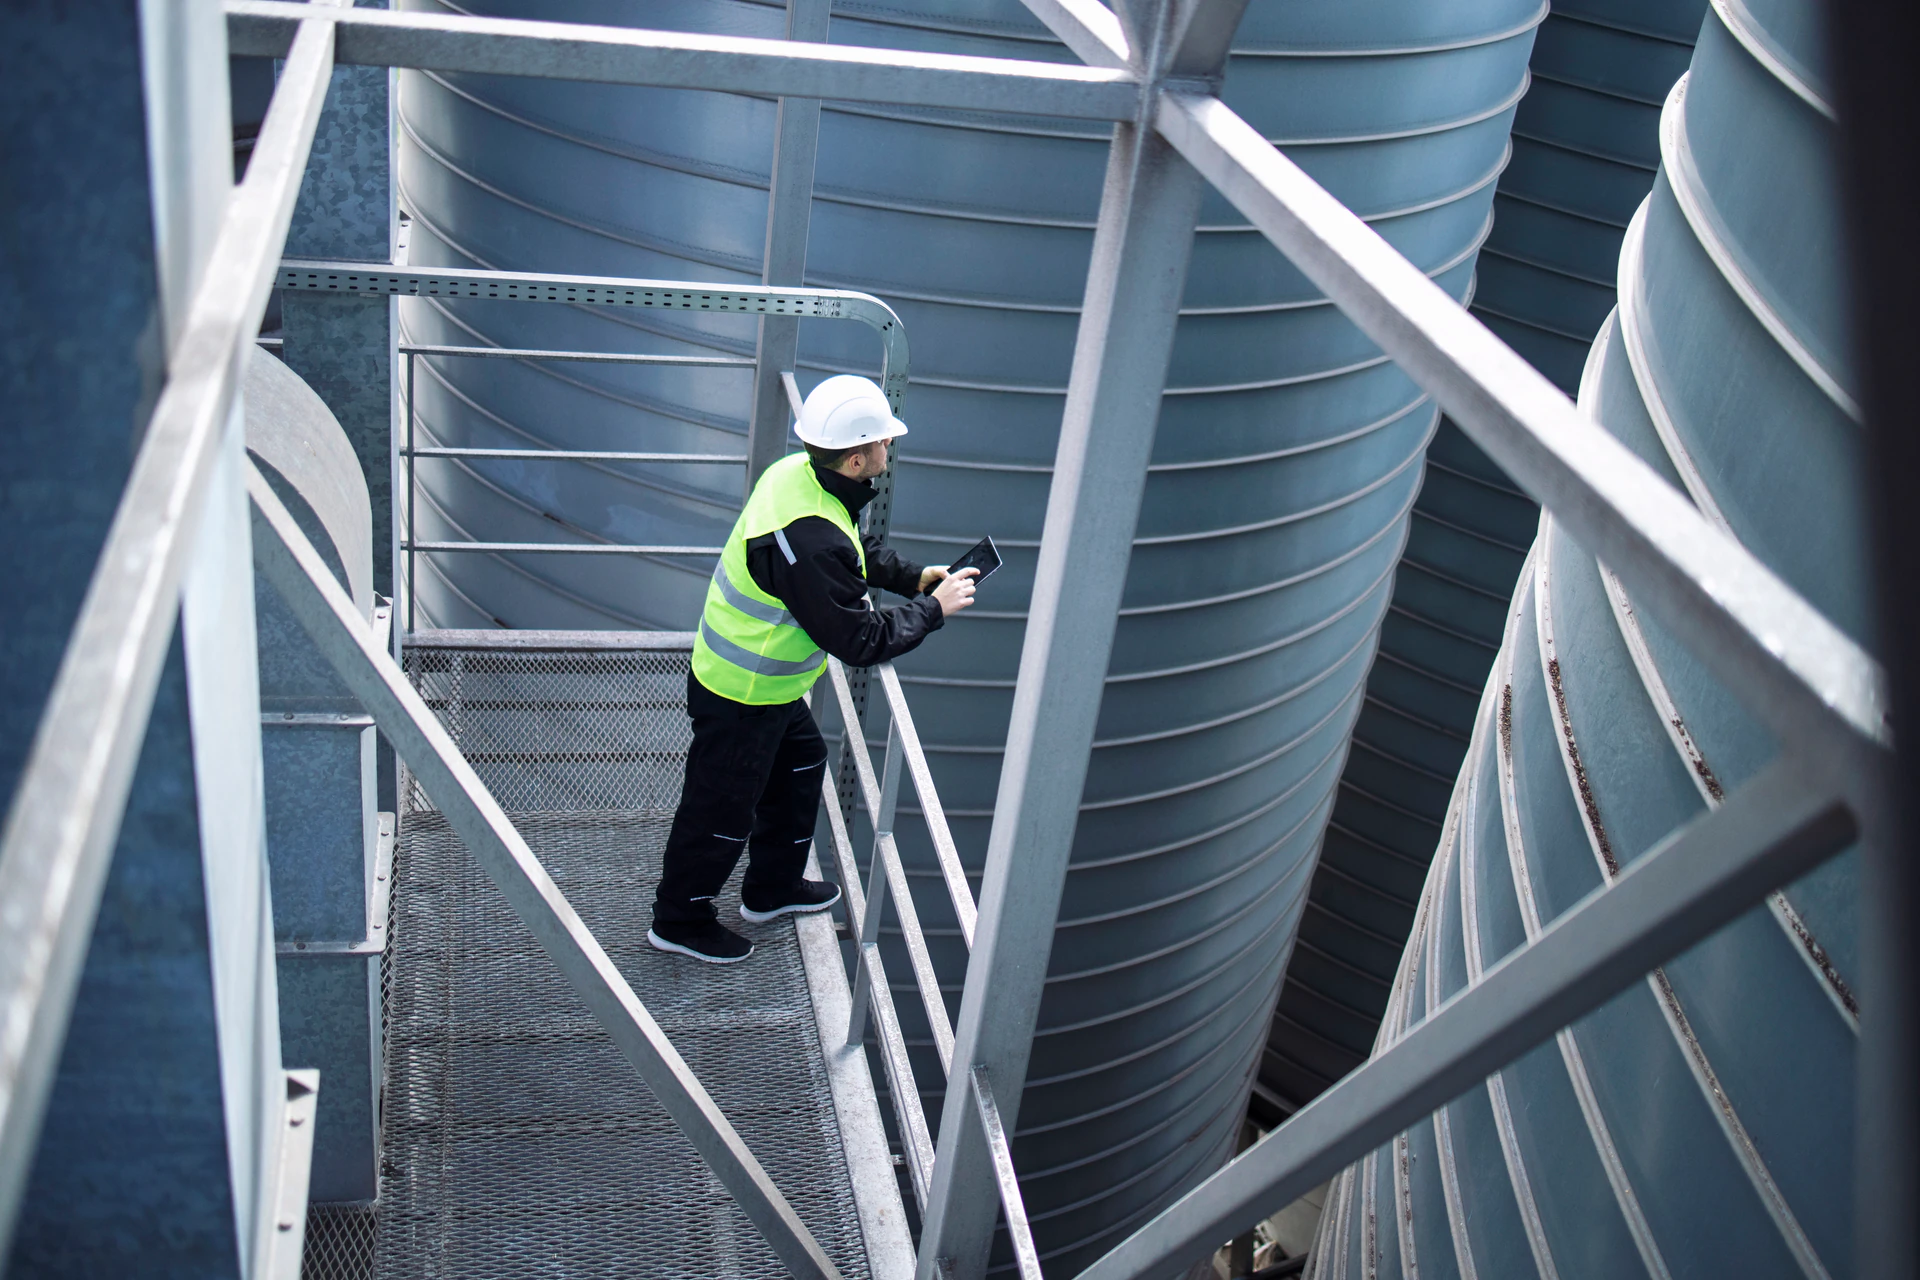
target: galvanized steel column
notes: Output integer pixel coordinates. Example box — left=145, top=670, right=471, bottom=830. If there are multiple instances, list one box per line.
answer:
left=915, top=115, right=1203, bottom=1280
left=1, top=1, right=291, bottom=1272
left=747, top=0, right=830, bottom=492
left=264, top=0, right=396, bottom=1212
left=914, top=3, right=1243, bottom=1269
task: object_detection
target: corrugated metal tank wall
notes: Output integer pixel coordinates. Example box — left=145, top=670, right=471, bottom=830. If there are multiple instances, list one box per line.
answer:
left=392, top=0, right=1538, bottom=1270
left=1258, top=0, right=1703, bottom=1119
left=1315, top=0, right=1864, bottom=1275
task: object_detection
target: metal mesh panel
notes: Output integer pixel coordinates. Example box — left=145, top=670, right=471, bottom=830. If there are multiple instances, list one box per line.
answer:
left=363, top=642, right=870, bottom=1279
left=405, top=647, right=692, bottom=812
left=304, top=1203, right=379, bottom=1280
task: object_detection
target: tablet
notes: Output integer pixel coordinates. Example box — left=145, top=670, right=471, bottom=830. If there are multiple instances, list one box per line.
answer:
left=947, top=535, right=1002, bottom=585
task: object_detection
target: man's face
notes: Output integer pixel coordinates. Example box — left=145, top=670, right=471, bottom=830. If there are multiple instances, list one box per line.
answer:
left=845, top=439, right=891, bottom=478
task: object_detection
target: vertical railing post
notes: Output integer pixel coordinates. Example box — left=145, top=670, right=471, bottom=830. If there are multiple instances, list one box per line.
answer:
left=911, top=0, right=1247, bottom=1272
left=847, top=716, right=904, bottom=1048
left=405, top=348, right=416, bottom=635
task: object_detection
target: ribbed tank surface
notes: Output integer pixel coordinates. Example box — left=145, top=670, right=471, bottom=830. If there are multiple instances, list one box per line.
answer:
left=393, top=0, right=1536, bottom=1269
left=1316, top=1, right=1863, bottom=1276
left=1258, top=0, right=1703, bottom=1120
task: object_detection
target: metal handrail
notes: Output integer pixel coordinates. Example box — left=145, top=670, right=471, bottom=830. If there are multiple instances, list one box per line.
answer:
left=399, top=541, right=724, bottom=556
left=280, top=263, right=910, bottom=409
left=404, top=448, right=746, bottom=462
left=830, top=661, right=957, bottom=1070
left=325, top=284, right=911, bottom=631
left=815, top=752, right=939, bottom=1205
left=399, top=342, right=755, bottom=368
left=823, top=656, right=1042, bottom=1279
left=877, top=664, right=978, bottom=948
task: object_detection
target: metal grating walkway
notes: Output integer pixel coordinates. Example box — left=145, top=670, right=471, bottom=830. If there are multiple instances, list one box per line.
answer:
left=367, top=638, right=872, bottom=1279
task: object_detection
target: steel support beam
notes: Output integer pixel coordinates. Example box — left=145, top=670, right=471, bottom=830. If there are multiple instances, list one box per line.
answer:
left=1152, top=89, right=1886, bottom=760
left=912, top=0, right=1241, bottom=1261
left=1073, top=755, right=1857, bottom=1280
left=248, top=463, right=844, bottom=1280
left=0, top=7, right=338, bottom=1257
left=225, top=0, right=1140, bottom=122
left=748, top=0, right=830, bottom=493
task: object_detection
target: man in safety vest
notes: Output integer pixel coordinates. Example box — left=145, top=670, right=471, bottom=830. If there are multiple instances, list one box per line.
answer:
left=648, top=374, right=979, bottom=963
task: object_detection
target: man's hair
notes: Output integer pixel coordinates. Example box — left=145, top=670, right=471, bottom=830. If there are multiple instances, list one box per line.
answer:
left=804, top=442, right=862, bottom=471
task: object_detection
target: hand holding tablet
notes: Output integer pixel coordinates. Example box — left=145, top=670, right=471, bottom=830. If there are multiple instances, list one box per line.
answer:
left=946, top=535, right=1001, bottom=584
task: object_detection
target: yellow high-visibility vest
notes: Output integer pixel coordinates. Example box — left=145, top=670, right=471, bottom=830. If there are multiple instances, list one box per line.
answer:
left=691, top=453, right=866, bottom=704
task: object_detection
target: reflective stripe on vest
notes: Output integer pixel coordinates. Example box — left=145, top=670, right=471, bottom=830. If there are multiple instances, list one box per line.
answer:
left=697, top=618, right=821, bottom=677
left=691, top=453, right=864, bottom=705
left=709, top=562, right=792, bottom=628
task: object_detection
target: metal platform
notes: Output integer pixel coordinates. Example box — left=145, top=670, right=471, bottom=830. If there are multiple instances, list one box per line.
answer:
left=348, top=631, right=905, bottom=1278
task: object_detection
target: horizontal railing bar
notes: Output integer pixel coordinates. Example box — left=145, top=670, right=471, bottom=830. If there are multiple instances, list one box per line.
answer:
left=830, top=665, right=968, bottom=1067
left=876, top=831, right=957, bottom=1074
left=846, top=750, right=898, bottom=1055
left=282, top=261, right=879, bottom=318
left=1072, top=752, right=1855, bottom=1280
left=877, top=664, right=978, bottom=949
left=973, top=1066, right=1045, bottom=1280
left=400, top=342, right=755, bottom=367
left=403, top=541, right=722, bottom=556
left=861, top=942, right=937, bottom=1210
left=1154, top=90, right=1887, bottom=759
left=225, top=0, right=1141, bottom=121
left=404, top=627, right=695, bottom=651
left=282, top=260, right=910, bottom=413
left=250, top=462, right=842, bottom=1280
left=404, top=447, right=747, bottom=463
left=0, top=7, right=341, bottom=1256
left=815, top=759, right=937, bottom=1209
left=825, top=657, right=975, bottom=1211
left=819, top=770, right=867, bottom=924
left=828, top=660, right=887, bottom=819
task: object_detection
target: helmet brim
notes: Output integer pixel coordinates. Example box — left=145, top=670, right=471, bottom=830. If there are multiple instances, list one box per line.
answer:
left=794, top=415, right=909, bottom=447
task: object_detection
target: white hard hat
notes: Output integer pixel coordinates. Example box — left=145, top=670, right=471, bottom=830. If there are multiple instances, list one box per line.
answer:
left=795, top=374, right=908, bottom=450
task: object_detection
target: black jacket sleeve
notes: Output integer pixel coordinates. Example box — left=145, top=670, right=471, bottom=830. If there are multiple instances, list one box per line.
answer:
left=745, top=516, right=944, bottom=667
left=861, top=533, right=926, bottom=599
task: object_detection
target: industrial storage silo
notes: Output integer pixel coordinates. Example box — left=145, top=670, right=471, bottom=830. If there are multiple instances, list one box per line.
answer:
left=1259, top=0, right=1705, bottom=1117
left=1316, top=0, right=1864, bottom=1274
left=393, top=0, right=1540, bottom=1269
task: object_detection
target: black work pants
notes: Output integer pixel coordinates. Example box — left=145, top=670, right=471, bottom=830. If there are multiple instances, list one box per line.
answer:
left=653, top=671, right=828, bottom=925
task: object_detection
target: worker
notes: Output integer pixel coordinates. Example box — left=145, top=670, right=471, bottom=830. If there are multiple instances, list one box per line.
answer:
left=648, top=374, right=979, bottom=963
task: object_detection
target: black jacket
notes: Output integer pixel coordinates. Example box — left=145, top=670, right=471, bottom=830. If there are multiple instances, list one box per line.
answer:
left=743, top=462, right=945, bottom=668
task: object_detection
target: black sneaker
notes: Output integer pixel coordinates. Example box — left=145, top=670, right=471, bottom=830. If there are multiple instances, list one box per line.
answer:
left=648, top=919, right=755, bottom=964
left=739, top=879, right=843, bottom=924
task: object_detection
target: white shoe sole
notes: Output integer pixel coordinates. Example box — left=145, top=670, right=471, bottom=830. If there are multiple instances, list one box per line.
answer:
left=738, top=887, right=843, bottom=924
left=647, top=928, right=754, bottom=964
